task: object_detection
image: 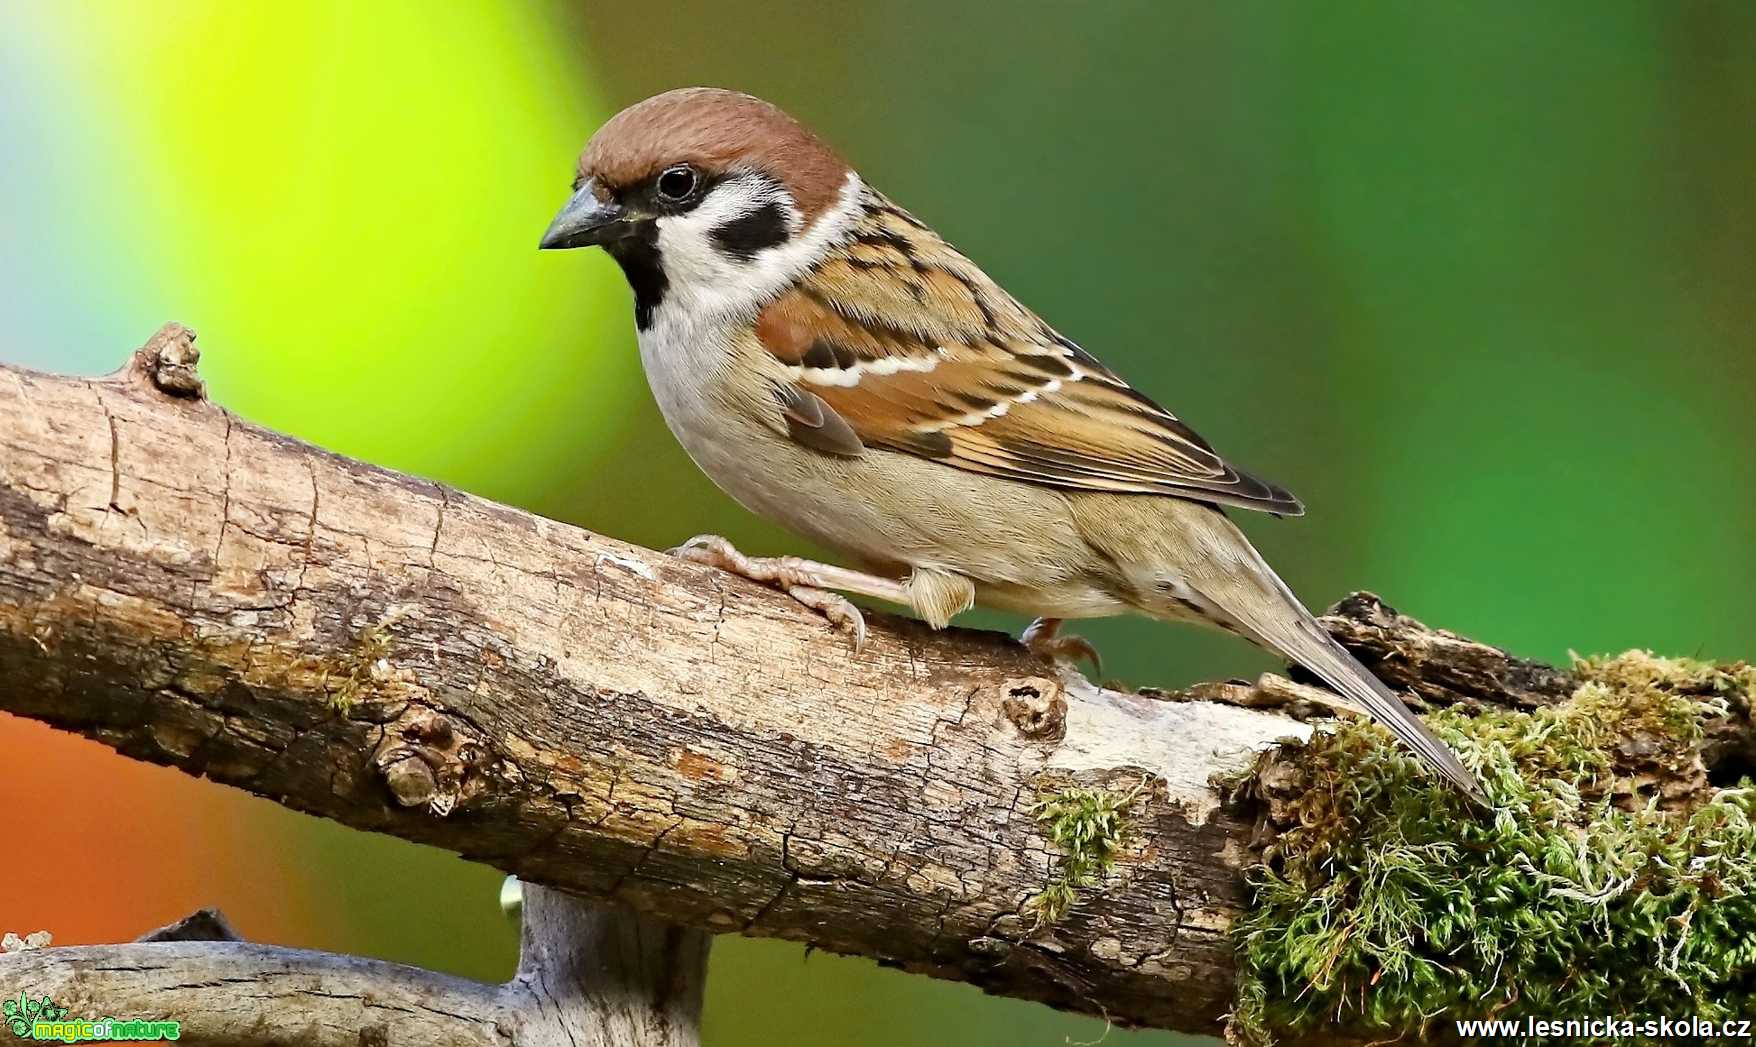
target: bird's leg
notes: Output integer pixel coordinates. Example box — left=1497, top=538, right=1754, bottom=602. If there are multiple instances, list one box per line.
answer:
left=905, top=567, right=976, bottom=629
left=668, top=534, right=910, bottom=653
left=1022, top=617, right=1102, bottom=673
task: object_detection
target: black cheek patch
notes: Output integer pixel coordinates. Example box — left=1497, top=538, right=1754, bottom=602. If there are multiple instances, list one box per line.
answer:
left=710, top=202, right=790, bottom=260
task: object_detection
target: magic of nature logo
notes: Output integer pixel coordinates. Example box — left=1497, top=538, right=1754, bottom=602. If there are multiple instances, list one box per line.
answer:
left=3, top=993, right=180, bottom=1043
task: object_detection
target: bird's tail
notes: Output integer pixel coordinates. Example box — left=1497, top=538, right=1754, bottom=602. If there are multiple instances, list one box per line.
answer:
left=1237, top=595, right=1486, bottom=804
left=1124, top=507, right=1486, bottom=803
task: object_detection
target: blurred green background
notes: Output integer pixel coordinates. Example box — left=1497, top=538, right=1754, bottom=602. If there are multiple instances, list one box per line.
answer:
left=3, top=3, right=1753, bottom=1044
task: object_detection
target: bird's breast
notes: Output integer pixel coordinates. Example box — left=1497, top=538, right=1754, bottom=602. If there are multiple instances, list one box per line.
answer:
left=632, top=309, right=1126, bottom=612
left=636, top=311, right=790, bottom=510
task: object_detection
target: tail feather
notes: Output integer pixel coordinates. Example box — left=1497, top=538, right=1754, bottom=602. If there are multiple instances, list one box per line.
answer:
left=1161, top=531, right=1485, bottom=803
left=1079, top=495, right=1487, bottom=802
left=1257, top=613, right=1486, bottom=804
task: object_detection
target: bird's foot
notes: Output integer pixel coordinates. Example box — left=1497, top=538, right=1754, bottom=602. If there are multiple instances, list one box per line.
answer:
left=669, top=534, right=870, bottom=652
left=1022, top=617, right=1102, bottom=674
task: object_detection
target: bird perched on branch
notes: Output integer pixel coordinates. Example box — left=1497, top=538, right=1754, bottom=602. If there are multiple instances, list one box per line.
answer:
left=540, top=87, right=1483, bottom=801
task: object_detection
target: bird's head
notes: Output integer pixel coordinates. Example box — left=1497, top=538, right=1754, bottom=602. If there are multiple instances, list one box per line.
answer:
left=540, top=88, right=857, bottom=327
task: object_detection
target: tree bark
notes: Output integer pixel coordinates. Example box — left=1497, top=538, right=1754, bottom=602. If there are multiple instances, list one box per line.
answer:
left=4, top=894, right=707, bottom=1046
left=0, top=325, right=1584, bottom=1038
left=504, top=887, right=708, bottom=1047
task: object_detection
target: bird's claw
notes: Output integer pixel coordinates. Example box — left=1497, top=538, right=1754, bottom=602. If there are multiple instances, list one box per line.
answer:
left=669, top=534, right=867, bottom=652
left=1022, top=617, right=1102, bottom=674
left=668, top=534, right=747, bottom=570
left=784, top=585, right=867, bottom=653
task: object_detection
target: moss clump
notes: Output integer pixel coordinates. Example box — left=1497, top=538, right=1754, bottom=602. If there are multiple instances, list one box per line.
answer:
left=1029, top=780, right=1144, bottom=926
left=1229, top=652, right=1756, bottom=1045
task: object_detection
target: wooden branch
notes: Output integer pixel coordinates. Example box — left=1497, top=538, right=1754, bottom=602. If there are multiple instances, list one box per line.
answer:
left=0, top=325, right=1573, bottom=1037
left=7, top=940, right=506, bottom=1046
left=506, top=886, right=708, bottom=1047
left=4, top=891, right=707, bottom=1047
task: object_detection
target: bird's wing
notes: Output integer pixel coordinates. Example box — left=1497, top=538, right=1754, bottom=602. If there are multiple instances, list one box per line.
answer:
left=755, top=195, right=1303, bottom=515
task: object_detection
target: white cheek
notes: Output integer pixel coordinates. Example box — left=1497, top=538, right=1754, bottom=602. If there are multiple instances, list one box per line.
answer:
left=654, top=175, right=791, bottom=292
left=652, top=171, right=865, bottom=323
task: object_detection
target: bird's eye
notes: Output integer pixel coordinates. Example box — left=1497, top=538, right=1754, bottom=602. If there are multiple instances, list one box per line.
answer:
left=656, top=165, right=699, bottom=202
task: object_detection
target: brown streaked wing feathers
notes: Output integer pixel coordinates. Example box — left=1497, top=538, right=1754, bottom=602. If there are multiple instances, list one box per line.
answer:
left=755, top=192, right=1304, bottom=515
left=773, top=384, right=864, bottom=457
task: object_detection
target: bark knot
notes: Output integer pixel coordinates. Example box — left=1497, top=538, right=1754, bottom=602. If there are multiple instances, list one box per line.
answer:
left=371, top=705, right=493, bottom=816
left=1002, top=676, right=1066, bottom=741
left=125, top=322, right=206, bottom=399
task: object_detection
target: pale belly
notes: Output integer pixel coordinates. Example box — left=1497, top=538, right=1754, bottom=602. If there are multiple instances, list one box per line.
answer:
left=638, top=326, right=1131, bottom=620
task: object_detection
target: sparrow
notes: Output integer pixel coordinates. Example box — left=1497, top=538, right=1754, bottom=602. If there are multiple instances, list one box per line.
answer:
left=539, top=88, right=1483, bottom=801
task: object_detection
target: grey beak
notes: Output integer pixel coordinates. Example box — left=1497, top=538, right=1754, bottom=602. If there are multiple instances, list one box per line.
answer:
left=539, top=180, right=627, bottom=250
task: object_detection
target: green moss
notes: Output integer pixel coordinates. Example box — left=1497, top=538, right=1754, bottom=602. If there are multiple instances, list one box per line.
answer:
left=1229, top=652, right=1756, bottom=1045
left=324, top=616, right=398, bottom=713
left=1029, top=780, right=1144, bottom=926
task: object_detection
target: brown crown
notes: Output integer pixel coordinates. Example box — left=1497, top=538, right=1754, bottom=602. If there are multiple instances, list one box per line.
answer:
left=579, top=88, right=853, bottom=222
